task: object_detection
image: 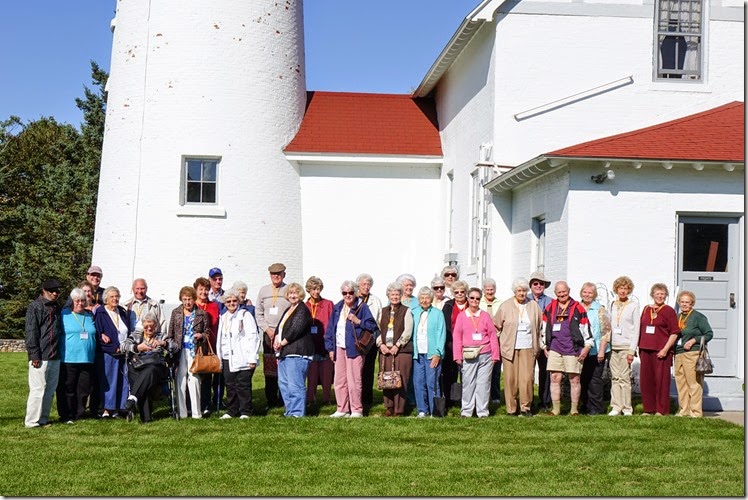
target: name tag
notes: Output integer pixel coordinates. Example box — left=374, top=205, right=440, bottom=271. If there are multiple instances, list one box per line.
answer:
left=269, top=307, right=279, bottom=315
left=552, top=323, right=562, bottom=332
left=613, top=327, right=622, bottom=335
left=80, top=332, right=89, bottom=340
left=310, top=326, right=318, bottom=335
left=472, top=332, right=482, bottom=341
left=517, top=323, right=528, bottom=333
left=645, top=325, right=656, bottom=334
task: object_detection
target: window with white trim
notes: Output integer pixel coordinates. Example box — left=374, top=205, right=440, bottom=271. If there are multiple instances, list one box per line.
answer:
left=654, top=0, right=703, bottom=81
left=183, top=157, right=219, bottom=204
left=469, top=170, right=481, bottom=264
left=532, top=216, right=546, bottom=274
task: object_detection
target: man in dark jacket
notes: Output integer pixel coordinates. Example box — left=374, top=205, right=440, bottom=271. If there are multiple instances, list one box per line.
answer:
left=25, top=278, right=64, bottom=428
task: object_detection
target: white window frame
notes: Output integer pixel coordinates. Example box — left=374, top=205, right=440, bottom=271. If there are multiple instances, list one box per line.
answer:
left=653, top=0, right=704, bottom=82
left=181, top=156, right=220, bottom=206
left=469, top=170, right=481, bottom=264
left=532, top=215, right=546, bottom=274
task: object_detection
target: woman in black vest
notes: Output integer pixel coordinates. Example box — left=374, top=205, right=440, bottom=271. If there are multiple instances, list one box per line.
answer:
left=376, top=282, right=414, bottom=416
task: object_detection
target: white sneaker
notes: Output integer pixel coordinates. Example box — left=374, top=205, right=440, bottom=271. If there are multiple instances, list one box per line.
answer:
left=417, top=412, right=427, bottom=418
left=349, top=412, right=363, bottom=418
left=622, top=410, right=633, bottom=416
left=239, top=415, right=250, bottom=419
left=330, top=411, right=348, bottom=418
left=220, top=413, right=232, bottom=419
left=608, top=409, right=621, bottom=416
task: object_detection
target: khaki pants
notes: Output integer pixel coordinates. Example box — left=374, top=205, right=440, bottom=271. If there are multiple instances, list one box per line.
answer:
left=609, top=349, right=632, bottom=413
left=674, top=351, right=703, bottom=417
left=503, top=349, right=535, bottom=414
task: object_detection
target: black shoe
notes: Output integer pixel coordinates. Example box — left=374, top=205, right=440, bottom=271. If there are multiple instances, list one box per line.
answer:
left=520, top=411, right=532, bottom=418
left=124, top=399, right=137, bottom=422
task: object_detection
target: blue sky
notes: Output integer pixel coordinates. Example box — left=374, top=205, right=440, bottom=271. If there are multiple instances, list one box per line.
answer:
left=1, top=1, right=477, bottom=128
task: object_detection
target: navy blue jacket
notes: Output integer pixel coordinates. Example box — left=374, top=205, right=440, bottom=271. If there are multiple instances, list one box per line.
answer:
left=94, top=306, right=133, bottom=356
left=324, top=298, right=377, bottom=359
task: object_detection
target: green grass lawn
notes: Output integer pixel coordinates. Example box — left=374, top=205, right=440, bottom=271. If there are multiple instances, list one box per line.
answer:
left=0, top=352, right=743, bottom=496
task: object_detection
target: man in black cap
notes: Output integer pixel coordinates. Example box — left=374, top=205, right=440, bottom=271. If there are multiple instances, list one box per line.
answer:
left=256, top=263, right=290, bottom=409
left=24, top=278, right=64, bottom=427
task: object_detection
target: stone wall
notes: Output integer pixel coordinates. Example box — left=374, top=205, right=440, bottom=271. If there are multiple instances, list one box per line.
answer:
left=0, top=340, right=26, bottom=352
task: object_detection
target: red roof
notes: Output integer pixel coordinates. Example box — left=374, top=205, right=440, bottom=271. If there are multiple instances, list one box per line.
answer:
left=550, top=101, right=744, bottom=162
left=284, top=91, right=442, bottom=156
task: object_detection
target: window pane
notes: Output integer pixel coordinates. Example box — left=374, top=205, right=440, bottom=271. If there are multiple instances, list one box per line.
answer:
left=186, top=182, right=201, bottom=202
left=187, top=161, right=202, bottom=181
left=202, top=162, right=216, bottom=182
left=683, top=223, right=728, bottom=272
left=202, top=183, right=216, bottom=203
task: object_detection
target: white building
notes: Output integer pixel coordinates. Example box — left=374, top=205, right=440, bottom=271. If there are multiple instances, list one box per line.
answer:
left=93, top=0, right=744, bottom=408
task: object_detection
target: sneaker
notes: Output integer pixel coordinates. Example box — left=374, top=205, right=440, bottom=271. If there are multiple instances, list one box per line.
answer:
left=329, top=411, right=348, bottom=418
left=520, top=411, right=532, bottom=418
left=622, top=410, right=633, bottom=416
left=349, top=412, right=363, bottom=418
left=65, top=420, right=75, bottom=425
left=417, top=412, right=427, bottom=418
left=202, top=410, right=210, bottom=417
left=491, top=399, right=501, bottom=405
left=101, top=411, right=111, bottom=419
left=220, top=414, right=232, bottom=419
left=239, top=415, right=250, bottom=419
left=608, top=409, right=621, bottom=416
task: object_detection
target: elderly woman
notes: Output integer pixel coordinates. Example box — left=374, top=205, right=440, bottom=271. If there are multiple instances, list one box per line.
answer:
left=376, top=282, right=414, bottom=417
left=356, top=273, right=382, bottom=407
left=442, top=280, right=469, bottom=406
left=57, top=288, right=97, bottom=423
left=411, top=287, right=446, bottom=417
left=274, top=283, right=314, bottom=417
left=94, top=286, right=133, bottom=418
left=493, top=278, right=542, bottom=417
left=638, top=283, right=680, bottom=416
left=441, top=266, right=459, bottom=299
left=231, top=280, right=256, bottom=317
left=431, top=277, right=447, bottom=310
left=324, top=280, right=378, bottom=418
left=673, top=290, right=713, bottom=417
left=453, top=287, right=500, bottom=417
left=608, top=276, right=641, bottom=417
left=121, top=312, right=175, bottom=422
left=78, top=280, right=98, bottom=313
left=194, top=277, right=221, bottom=416
left=167, top=286, right=209, bottom=419
left=578, top=282, right=612, bottom=415
left=396, top=274, right=418, bottom=309
left=216, top=289, right=261, bottom=419
left=305, top=276, right=335, bottom=406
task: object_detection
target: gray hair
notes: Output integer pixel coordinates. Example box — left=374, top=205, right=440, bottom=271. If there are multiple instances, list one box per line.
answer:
left=69, top=288, right=86, bottom=301
left=141, top=311, right=159, bottom=325
left=482, top=278, right=496, bottom=290
left=386, top=282, right=403, bottom=296
left=396, top=273, right=416, bottom=287
left=431, top=276, right=445, bottom=287
left=102, top=286, right=120, bottom=303
left=231, top=280, right=248, bottom=292
left=223, top=288, right=241, bottom=301
left=418, top=286, right=435, bottom=300
left=511, top=278, right=530, bottom=292
left=356, top=273, right=374, bottom=286
left=340, top=280, right=358, bottom=293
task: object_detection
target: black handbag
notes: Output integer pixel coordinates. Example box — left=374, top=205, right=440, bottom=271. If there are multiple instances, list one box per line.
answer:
left=450, top=370, right=462, bottom=402
left=130, top=352, right=164, bottom=370
left=432, top=368, right=446, bottom=417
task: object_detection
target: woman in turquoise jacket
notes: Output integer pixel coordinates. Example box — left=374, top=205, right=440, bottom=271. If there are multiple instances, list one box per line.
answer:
left=411, top=287, right=446, bottom=417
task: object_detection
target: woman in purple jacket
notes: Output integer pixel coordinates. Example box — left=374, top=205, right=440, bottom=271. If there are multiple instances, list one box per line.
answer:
left=94, top=286, right=133, bottom=418
left=324, top=280, right=378, bottom=418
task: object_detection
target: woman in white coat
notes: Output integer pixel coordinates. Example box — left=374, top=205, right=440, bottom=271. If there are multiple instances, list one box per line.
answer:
left=216, top=289, right=262, bottom=418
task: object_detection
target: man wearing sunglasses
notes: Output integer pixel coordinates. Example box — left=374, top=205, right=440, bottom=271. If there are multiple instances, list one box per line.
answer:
left=528, top=271, right=553, bottom=412
left=24, top=278, right=64, bottom=428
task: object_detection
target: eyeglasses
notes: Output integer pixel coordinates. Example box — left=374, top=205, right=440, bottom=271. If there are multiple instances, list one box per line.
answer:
left=468, top=296, right=481, bottom=301
left=342, top=291, right=355, bottom=296
left=443, top=273, right=457, bottom=278
left=531, top=282, right=544, bottom=287
left=47, top=289, right=61, bottom=294
left=87, top=273, right=102, bottom=278
left=432, top=286, right=445, bottom=291
left=224, top=299, right=238, bottom=304
left=453, top=290, right=466, bottom=295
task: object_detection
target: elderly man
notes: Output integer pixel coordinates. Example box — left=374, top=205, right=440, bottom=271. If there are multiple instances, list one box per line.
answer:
left=479, top=278, right=502, bottom=405
left=256, top=263, right=290, bottom=409
left=65, top=265, right=105, bottom=310
left=356, top=273, right=382, bottom=406
left=122, top=278, right=165, bottom=333
left=208, top=267, right=226, bottom=313
left=24, top=278, right=64, bottom=428
left=541, top=280, right=594, bottom=416
left=441, top=266, right=459, bottom=299
left=528, top=271, right=553, bottom=412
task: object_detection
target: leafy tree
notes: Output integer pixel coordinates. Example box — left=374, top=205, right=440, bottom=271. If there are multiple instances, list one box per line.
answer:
left=0, top=62, right=107, bottom=338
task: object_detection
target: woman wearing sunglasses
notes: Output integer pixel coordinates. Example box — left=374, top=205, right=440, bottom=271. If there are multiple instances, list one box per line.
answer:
left=324, top=280, right=378, bottom=418
left=453, top=287, right=500, bottom=417
left=430, top=277, right=447, bottom=310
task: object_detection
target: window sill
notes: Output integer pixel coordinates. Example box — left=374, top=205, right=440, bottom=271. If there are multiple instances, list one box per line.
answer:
left=175, top=205, right=227, bottom=218
left=648, top=81, right=712, bottom=93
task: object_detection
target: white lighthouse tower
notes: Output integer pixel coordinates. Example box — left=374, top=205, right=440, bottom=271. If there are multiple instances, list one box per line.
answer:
left=92, top=0, right=306, bottom=303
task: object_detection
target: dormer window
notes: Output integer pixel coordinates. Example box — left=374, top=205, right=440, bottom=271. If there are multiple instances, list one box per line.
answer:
left=655, top=0, right=703, bottom=81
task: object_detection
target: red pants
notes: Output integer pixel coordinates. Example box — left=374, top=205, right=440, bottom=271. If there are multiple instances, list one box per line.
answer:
left=639, top=349, right=673, bottom=415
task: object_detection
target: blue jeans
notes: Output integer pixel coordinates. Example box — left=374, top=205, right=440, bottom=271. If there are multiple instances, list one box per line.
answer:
left=412, top=354, right=441, bottom=415
left=278, top=356, right=311, bottom=417
left=101, top=353, right=129, bottom=412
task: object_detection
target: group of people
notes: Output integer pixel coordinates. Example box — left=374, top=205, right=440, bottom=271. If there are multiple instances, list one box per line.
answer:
left=23, top=263, right=713, bottom=427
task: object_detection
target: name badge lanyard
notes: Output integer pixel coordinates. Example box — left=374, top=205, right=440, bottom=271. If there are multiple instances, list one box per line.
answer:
left=515, top=300, right=528, bottom=330
left=72, top=311, right=89, bottom=338
left=469, top=311, right=482, bottom=342
left=678, top=309, right=693, bottom=331
left=310, top=301, right=319, bottom=334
